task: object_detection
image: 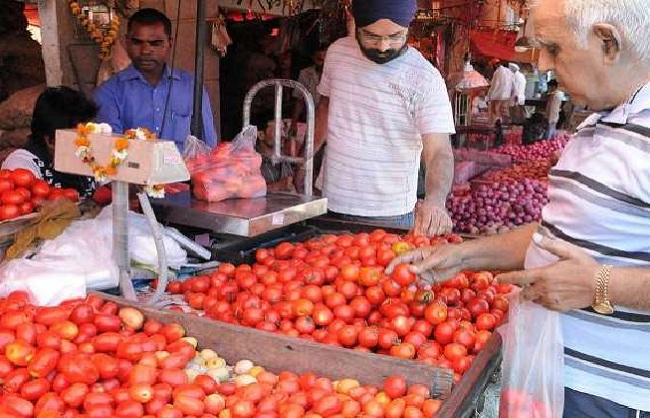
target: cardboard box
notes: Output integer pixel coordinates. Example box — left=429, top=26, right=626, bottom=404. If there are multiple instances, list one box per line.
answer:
left=54, top=129, right=190, bottom=185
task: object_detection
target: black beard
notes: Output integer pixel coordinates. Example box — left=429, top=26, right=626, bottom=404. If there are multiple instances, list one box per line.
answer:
left=356, top=38, right=407, bottom=64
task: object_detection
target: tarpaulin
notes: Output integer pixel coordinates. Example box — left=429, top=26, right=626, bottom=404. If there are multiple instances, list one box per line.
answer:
left=470, top=29, right=517, bottom=61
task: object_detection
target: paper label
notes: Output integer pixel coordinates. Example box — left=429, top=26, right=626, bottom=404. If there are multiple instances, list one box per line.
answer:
left=272, top=213, right=285, bottom=225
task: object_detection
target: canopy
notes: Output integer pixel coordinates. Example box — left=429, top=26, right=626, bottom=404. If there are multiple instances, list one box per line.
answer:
left=470, top=29, right=517, bottom=61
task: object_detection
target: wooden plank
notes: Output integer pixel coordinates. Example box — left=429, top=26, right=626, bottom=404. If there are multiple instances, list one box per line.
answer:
left=436, top=331, right=502, bottom=417
left=100, top=293, right=455, bottom=398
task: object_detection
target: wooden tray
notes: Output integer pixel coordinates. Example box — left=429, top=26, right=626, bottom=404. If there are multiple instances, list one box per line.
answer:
left=99, top=293, right=502, bottom=417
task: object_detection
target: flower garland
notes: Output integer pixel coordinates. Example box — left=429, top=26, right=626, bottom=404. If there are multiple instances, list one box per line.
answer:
left=74, top=123, right=165, bottom=198
left=68, top=1, right=120, bottom=61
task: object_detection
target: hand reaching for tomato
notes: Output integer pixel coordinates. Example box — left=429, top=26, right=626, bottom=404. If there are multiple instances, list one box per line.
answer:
left=496, top=233, right=598, bottom=312
left=386, top=243, right=469, bottom=285
left=412, top=200, right=453, bottom=238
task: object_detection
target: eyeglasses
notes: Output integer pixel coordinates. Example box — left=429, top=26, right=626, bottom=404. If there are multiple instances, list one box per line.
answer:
left=357, top=29, right=407, bottom=46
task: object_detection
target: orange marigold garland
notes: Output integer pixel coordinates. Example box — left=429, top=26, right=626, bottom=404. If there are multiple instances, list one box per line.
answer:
left=74, top=123, right=165, bottom=198
left=68, top=1, right=120, bottom=61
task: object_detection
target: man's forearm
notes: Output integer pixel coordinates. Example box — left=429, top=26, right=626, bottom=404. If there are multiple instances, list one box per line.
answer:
left=313, top=97, right=329, bottom=153
left=609, top=268, right=650, bottom=311
left=423, top=137, right=454, bottom=206
left=462, top=223, right=537, bottom=272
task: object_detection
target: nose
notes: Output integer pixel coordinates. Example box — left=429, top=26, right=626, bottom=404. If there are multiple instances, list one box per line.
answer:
left=141, top=42, right=153, bottom=55
left=377, top=38, right=392, bottom=52
left=537, top=49, right=553, bottom=72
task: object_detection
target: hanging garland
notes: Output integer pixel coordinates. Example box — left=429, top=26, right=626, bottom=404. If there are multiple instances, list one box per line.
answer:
left=68, top=1, right=120, bottom=61
left=74, top=123, right=165, bottom=198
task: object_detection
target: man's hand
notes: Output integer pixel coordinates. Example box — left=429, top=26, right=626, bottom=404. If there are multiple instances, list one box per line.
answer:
left=413, top=199, right=453, bottom=237
left=386, top=242, right=468, bottom=285
left=496, top=234, right=599, bottom=312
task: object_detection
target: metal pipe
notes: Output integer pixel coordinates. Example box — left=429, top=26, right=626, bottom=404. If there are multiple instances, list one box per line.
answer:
left=112, top=181, right=136, bottom=301
left=243, top=79, right=315, bottom=197
left=191, top=0, right=207, bottom=137
left=137, top=192, right=167, bottom=306
left=274, top=82, right=283, bottom=159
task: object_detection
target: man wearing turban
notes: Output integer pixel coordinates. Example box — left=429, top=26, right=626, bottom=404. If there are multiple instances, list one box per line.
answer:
left=311, top=0, right=456, bottom=237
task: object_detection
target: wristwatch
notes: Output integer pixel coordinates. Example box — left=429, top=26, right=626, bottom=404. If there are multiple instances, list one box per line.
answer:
left=592, top=264, right=614, bottom=315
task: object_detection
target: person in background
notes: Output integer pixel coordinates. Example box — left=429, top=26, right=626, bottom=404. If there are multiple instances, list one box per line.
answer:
left=312, top=0, right=455, bottom=235
left=389, top=0, right=650, bottom=415
left=2, top=87, right=97, bottom=198
left=291, top=46, right=327, bottom=136
left=545, top=79, right=562, bottom=139
left=487, top=59, right=514, bottom=123
left=94, top=8, right=217, bottom=150
left=509, top=62, right=527, bottom=124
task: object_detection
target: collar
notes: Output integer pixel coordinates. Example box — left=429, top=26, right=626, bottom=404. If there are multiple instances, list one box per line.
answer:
left=117, top=64, right=182, bottom=83
left=579, top=82, right=650, bottom=129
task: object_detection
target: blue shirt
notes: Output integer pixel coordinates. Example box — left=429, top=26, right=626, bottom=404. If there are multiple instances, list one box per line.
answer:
left=93, top=65, right=218, bottom=148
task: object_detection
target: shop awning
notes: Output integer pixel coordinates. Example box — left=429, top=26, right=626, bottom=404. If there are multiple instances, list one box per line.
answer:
left=470, top=29, right=517, bottom=61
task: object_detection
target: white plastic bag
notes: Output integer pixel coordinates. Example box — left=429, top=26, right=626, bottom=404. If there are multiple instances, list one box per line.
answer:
left=499, top=291, right=565, bottom=418
left=0, top=217, right=120, bottom=306
left=182, top=134, right=211, bottom=160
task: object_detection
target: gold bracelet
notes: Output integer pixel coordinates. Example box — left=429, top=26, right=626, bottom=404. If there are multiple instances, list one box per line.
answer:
left=592, top=264, right=614, bottom=315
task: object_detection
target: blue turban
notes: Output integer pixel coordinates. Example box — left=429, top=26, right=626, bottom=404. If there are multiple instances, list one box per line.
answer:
left=352, top=0, right=417, bottom=29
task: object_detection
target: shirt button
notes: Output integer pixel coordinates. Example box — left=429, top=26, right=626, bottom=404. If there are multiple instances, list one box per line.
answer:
left=156, top=108, right=160, bottom=112
left=155, top=126, right=160, bottom=131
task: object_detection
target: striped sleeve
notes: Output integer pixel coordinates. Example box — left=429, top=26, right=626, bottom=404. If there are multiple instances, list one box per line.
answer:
left=413, top=67, right=455, bottom=135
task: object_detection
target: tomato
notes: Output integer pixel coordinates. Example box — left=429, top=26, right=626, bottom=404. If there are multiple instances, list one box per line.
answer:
left=20, top=377, right=51, bottom=401
left=116, top=399, right=144, bottom=418
left=434, top=321, right=455, bottom=346
left=382, top=279, right=402, bottom=297
left=31, top=179, right=50, bottom=197
left=10, top=169, right=35, bottom=187
left=391, top=263, right=416, bottom=287
left=34, top=392, right=65, bottom=416
left=28, top=347, right=60, bottom=378
left=5, top=394, right=35, bottom=417
left=35, top=306, right=70, bottom=325
left=335, top=325, right=357, bottom=348
left=94, top=313, right=121, bottom=332
left=62, top=188, right=80, bottom=202
left=0, top=203, right=20, bottom=220
left=19, top=201, right=34, bottom=215
left=173, top=395, right=205, bottom=416
left=475, top=312, right=497, bottom=331
left=61, top=383, right=89, bottom=407
left=59, top=353, right=99, bottom=384
left=356, top=326, right=378, bottom=349
left=6, top=340, right=35, bottom=366
left=424, top=301, right=448, bottom=325
left=383, top=375, right=407, bottom=399
left=377, top=328, right=400, bottom=350
left=230, top=399, right=255, bottom=418
left=0, top=178, right=14, bottom=195
left=390, top=342, right=416, bottom=359
left=274, top=242, right=295, bottom=260
left=92, top=332, right=123, bottom=352
left=158, top=369, right=188, bottom=387
left=2, top=189, right=25, bottom=206
left=4, top=367, right=30, bottom=393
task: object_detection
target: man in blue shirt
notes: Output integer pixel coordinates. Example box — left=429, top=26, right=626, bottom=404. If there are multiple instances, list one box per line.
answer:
left=94, top=8, right=217, bottom=149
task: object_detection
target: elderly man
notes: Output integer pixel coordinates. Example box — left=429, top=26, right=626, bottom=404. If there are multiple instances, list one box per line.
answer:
left=509, top=63, right=527, bottom=124
left=313, top=0, right=455, bottom=236
left=487, top=59, right=514, bottom=123
left=389, top=0, right=650, bottom=416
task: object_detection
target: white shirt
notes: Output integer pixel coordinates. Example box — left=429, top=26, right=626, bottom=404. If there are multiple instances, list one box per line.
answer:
left=510, top=70, right=527, bottom=105
left=293, top=66, right=322, bottom=107
left=487, top=65, right=514, bottom=101
left=547, top=90, right=563, bottom=124
left=525, top=83, right=650, bottom=411
left=1, top=149, right=43, bottom=178
left=318, top=37, right=455, bottom=217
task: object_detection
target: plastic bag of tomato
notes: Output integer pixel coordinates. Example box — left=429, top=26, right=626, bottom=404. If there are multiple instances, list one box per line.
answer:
left=0, top=169, right=79, bottom=223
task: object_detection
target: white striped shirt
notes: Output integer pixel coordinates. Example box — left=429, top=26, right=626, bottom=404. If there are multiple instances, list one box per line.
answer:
left=318, top=37, right=455, bottom=217
left=525, top=83, right=650, bottom=411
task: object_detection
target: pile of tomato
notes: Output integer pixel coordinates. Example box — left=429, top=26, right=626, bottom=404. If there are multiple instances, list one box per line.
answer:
left=0, top=169, right=79, bottom=221
left=0, top=292, right=449, bottom=418
left=164, top=230, right=512, bottom=381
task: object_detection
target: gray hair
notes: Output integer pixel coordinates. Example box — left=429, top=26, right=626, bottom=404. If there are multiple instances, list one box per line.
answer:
left=563, top=0, right=650, bottom=62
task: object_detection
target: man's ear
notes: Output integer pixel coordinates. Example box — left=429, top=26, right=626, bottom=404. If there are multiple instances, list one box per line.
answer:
left=593, top=23, right=621, bottom=64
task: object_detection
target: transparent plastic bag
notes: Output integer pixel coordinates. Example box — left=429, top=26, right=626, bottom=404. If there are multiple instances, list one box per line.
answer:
left=499, top=291, right=565, bottom=418
left=190, top=126, right=267, bottom=202
left=182, top=134, right=212, bottom=160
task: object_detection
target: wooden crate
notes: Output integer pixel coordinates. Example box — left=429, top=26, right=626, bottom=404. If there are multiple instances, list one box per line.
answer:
left=99, top=293, right=502, bottom=417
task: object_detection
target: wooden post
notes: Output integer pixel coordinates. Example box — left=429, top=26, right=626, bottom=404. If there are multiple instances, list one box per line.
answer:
left=38, top=0, right=63, bottom=86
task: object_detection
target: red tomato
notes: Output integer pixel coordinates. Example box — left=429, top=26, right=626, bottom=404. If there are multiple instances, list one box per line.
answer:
left=391, top=263, right=416, bottom=287
left=475, top=312, right=497, bottom=331
left=0, top=203, right=20, bottom=220
left=383, top=375, right=407, bottom=399
left=0, top=178, right=14, bottom=194
left=31, top=179, right=50, bottom=197
left=20, top=377, right=51, bottom=401
left=10, top=169, right=36, bottom=187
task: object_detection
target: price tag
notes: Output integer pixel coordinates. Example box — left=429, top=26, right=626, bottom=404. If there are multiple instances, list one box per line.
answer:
left=272, top=213, right=285, bottom=225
